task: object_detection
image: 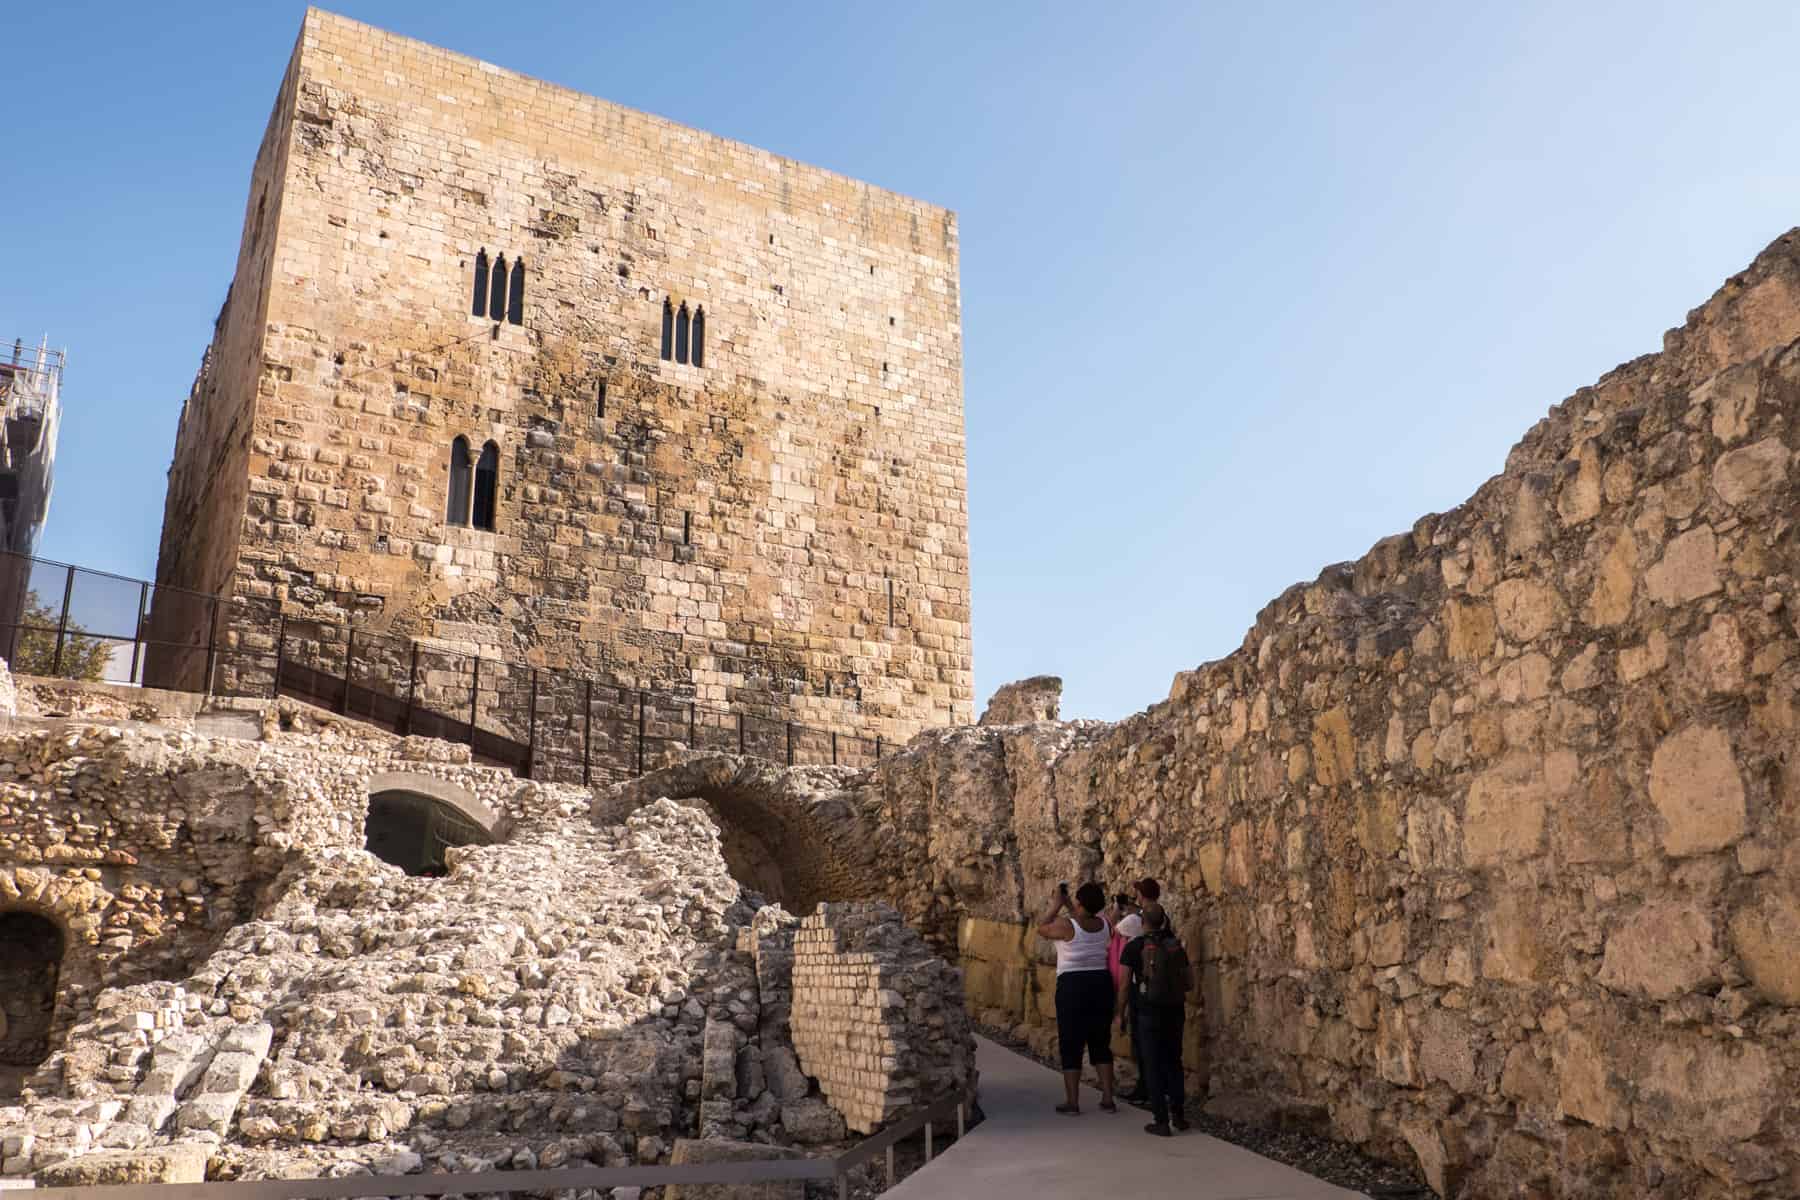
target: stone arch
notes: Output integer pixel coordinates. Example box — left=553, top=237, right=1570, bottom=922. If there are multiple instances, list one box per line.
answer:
left=364, top=773, right=500, bottom=877
left=0, top=908, right=65, bottom=1067
left=608, top=755, right=887, bottom=911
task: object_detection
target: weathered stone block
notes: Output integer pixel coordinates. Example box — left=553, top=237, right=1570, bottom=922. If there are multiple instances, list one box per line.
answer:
left=1648, top=725, right=1746, bottom=856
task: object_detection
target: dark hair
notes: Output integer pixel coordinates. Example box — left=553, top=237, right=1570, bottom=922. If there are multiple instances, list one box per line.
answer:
left=1114, top=892, right=1132, bottom=909
left=1143, top=902, right=1169, bottom=932
left=1136, top=878, right=1162, bottom=902
left=1074, top=881, right=1106, bottom=916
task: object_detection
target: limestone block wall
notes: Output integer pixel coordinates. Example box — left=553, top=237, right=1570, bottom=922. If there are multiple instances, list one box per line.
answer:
left=849, top=231, right=1800, bottom=1199
left=787, top=902, right=973, bottom=1134
left=153, top=9, right=972, bottom=744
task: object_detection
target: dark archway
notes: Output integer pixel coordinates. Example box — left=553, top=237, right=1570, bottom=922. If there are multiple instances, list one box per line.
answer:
left=0, top=911, right=64, bottom=1066
left=365, top=790, right=495, bottom=876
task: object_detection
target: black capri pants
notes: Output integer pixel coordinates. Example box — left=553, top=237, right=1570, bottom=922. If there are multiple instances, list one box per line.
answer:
left=1054, top=969, right=1115, bottom=1070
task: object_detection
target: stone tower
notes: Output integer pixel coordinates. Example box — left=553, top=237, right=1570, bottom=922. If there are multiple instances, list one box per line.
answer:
left=151, top=9, right=972, bottom=746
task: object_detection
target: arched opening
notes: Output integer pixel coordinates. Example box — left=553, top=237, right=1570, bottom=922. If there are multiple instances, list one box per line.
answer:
left=489, top=254, right=509, bottom=323
left=692, top=306, right=706, bottom=367
left=675, top=302, right=690, bottom=364
left=472, top=249, right=490, bottom=318
left=446, top=436, right=472, bottom=526
left=365, top=790, right=495, bottom=876
left=507, top=257, right=525, bottom=325
left=0, top=911, right=64, bottom=1067
left=661, top=297, right=675, bottom=360
left=472, top=440, right=499, bottom=531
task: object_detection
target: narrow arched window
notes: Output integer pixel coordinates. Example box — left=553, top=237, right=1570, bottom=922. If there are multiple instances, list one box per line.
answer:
left=447, top=436, right=472, bottom=526
left=472, top=250, right=489, bottom=318
left=675, top=302, right=690, bottom=364
left=661, top=298, right=674, bottom=361
left=489, top=255, right=508, bottom=323
left=692, top=307, right=706, bottom=367
left=472, top=440, right=499, bottom=531
left=507, top=258, right=525, bottom=325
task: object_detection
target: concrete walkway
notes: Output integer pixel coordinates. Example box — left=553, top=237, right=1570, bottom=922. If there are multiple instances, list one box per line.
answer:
left=886, top=1038, right=1368, bottom=1200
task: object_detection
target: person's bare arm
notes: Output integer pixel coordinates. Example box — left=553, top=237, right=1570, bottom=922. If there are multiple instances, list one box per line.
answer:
left=1116, top=975, right=1132, bottom=1029
left=1035, top=888, right=1072, bottom=939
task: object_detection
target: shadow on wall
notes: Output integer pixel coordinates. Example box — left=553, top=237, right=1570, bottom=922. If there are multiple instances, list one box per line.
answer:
left=0, top=909, right=64, bottom=1067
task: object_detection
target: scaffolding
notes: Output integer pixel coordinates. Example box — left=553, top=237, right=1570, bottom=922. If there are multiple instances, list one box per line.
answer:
left=0, top=337, right=64, bottom=556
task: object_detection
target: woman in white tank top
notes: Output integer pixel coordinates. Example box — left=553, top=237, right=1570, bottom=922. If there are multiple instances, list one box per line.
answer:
left=1036, top=881, right=1119, bottom=1114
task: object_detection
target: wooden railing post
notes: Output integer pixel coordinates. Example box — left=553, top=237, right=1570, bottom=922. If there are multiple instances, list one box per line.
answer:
left=271, top=613, right=287, bottom=700
left=636, top=689, right=647, bottom=775
left=526, top=668, right=539, bottom=779
left=403, top=641, right=419, bottom=735
left=50, top=564, right=74, bottom=677
left=203, top=595, right=221, bottom=697
left=688, top=701, right=696, bottom=749
left=582, top=678, right=594, bottom=786
left=831, top=730, right=838, bottom=765
left=340, top=626, right=355, bottom=714
left=468, top=656, right=481, bottom=743
left=786, top=721, right=794, bottom=766
left=738, top=711, right=746, bottom=755
left=128, top=581, right=148, bottom=686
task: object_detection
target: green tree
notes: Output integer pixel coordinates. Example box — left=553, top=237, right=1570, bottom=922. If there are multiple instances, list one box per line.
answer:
left=10, top=591, right=112, bottom=681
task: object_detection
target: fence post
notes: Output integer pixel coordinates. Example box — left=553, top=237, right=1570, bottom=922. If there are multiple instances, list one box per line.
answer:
left=786, top=721, right=794, bottom=766
left=340, top=626, right=355, bottom=714
left=688, top=702, right=696, bottom=750
left=404, top=641, right=420, bottom=735
left=636, top=690, right=647, bottom=775
left=50, top=564, right=74, bottom=677
left=128, top=581, right=149, bottom=686
left=271, top=613, right=287, bottom=700
left=582, top=678, right=593, bottom=786
left=831, top=730, right=838, bottom=766
left=526, top=668, right=539, bottom=780
left=468, top=656, right=481, bottom=743
left=203, top=596, right=221, bottom=697
left=876, top=735, right=883, bottom=760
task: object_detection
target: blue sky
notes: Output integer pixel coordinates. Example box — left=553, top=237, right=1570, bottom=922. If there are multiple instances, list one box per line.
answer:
left=5, top=2, right=1799, bottom=719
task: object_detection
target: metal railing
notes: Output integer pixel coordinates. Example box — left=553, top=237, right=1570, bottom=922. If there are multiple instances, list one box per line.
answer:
left=26, top=1087, right=975, bottom=1199
left=0, top=551, right=898, bottom=783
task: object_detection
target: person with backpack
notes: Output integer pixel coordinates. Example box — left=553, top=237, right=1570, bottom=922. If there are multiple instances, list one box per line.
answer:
left=1107, top=878, right=1161, bottom=1103
left=1116, top=902, right=1192, bottom=1136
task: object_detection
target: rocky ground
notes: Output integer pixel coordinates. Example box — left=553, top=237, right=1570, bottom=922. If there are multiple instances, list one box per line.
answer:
left=1, top=705, right=970, bottom=1187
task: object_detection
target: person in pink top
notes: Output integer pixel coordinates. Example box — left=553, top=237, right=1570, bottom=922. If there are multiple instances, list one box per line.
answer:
left=1107, top=878, right=1161, bottom=1103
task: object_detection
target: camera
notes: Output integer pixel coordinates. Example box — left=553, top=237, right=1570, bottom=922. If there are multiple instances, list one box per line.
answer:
left=1114, top=892, right=1131, bottom=909
left=1058, top=881, right=1069, bottom=894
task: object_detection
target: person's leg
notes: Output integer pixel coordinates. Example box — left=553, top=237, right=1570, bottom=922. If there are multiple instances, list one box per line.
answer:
left=1091, top=974, right=1117, bottom=1107
left=1137, top=1010, right=1168, bottom=1130
left=1166, top=1006, right=1188, bottom=1129
left=1124, top=1006, right=1147, bottom=1100
left=1054, top=975, right=1082, bottom=1113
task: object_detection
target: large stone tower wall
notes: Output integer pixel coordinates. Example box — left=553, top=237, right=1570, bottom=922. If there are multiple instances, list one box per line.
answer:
left=154, top=8, right=971, bottom=740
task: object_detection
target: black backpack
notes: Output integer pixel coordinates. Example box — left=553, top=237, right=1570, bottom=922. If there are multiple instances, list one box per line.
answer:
left=1138, top=932, right=1193, bottom=1006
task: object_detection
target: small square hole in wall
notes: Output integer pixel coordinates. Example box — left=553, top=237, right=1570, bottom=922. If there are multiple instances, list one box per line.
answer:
left=769, top=234, right=776, bottom=245
left=889, top=316, right=896, bottom=326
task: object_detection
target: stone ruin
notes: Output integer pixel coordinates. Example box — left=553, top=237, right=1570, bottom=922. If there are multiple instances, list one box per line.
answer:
left=0, top=682, right=974, bottom=1187
left=10, top=228, right=1800, bottom=1199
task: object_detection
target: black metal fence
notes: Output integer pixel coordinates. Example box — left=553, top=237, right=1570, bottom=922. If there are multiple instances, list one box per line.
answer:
left=0, top=552, right=892, bottom=783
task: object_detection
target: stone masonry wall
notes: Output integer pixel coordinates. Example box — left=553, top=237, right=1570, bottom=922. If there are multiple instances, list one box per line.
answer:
left=835, top=231, right=1800, bottom=1199
left=786, top=902, right=973, bottom=1134
left=153, top=9, right=972, bottom=746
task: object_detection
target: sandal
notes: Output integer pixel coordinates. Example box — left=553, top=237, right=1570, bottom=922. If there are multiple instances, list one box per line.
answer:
left=1055, top=1103, right=1081, bottom=1115
left=1099, top=1100, right=1118, bottom=1113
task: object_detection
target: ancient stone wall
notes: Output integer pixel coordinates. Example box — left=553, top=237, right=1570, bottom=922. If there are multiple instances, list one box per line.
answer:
left=840, top=233, right=1800, bottom=1198
left=787, top=902, right=973, bottom=1134
left=152, top=9, right=972, bottom=745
